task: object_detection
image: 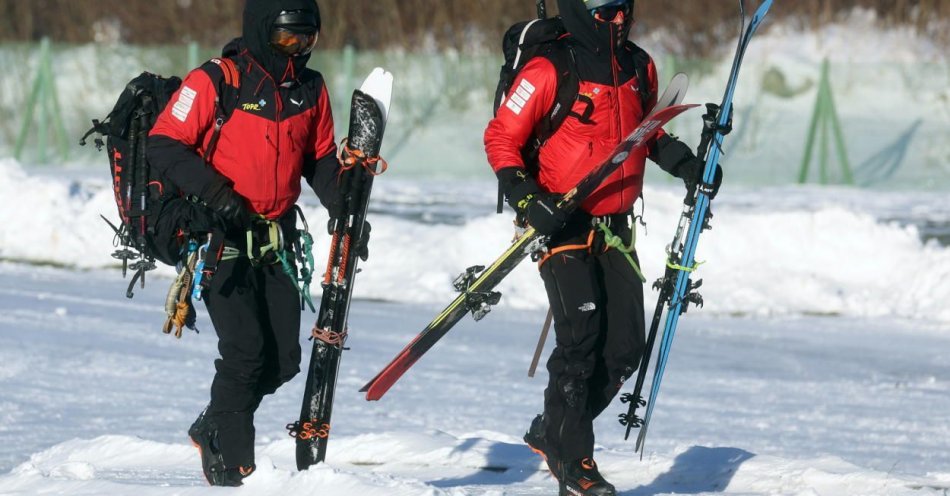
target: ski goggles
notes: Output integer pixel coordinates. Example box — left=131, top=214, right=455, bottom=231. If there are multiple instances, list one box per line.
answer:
left=587, top=0, right=633, bottom=22
left=270, top=28, right=319, bottom=57
left=269, top=9, right=320, bottom=57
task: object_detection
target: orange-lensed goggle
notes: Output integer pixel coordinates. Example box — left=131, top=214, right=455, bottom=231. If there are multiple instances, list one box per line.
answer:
left=270, top=28, right=319, bottom=57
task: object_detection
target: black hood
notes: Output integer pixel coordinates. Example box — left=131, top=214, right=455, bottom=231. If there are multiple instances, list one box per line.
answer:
left=556, top=0, right=638, bottom=84
left=240, top=0, right=321, bottom=81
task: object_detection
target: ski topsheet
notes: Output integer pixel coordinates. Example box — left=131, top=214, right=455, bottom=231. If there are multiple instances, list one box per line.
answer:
left=290, top=67, right=393, bottom=470
left=619, top=0, right=774, bottom=454
left=360, top=74, right=696, bottom=401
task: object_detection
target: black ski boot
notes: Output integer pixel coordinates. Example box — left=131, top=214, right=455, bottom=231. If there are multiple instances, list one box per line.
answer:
left=188, top=409, right=254, bottom=486
left=559, top=457, right=616, bottom=496
left=524, top=414, right=559, bottom=478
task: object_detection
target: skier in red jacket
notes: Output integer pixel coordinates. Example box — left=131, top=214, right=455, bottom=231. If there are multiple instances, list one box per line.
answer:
left=148, top=0, right=355, bottom=486
left=484, top=1, right=721, bottom=494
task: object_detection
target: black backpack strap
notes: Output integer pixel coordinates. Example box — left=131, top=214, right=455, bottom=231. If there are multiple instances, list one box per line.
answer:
left=198, top=57, right=242, bottom=163
left=528, top=42, right=579, bottom=161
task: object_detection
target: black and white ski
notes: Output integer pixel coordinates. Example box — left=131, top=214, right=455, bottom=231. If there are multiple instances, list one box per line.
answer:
left=288, top=68, right=393, bottom=470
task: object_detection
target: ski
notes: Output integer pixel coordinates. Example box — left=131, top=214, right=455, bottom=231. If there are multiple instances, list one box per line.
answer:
left=289, top=67, right=393, bottom=470
left=360, top=73, right=696, bottom=401
left=616, top=0, right=774, bottom=453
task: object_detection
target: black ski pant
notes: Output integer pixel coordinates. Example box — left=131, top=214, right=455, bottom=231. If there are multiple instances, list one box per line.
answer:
left=539, top=229, right=646, bottom=463
left=202, top=256, right=302, bottom=468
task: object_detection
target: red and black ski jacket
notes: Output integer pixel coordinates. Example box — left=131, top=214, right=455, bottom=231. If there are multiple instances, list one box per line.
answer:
left=149, top=2, right=338, bottom=221
left=485, top=0, right=665, bottom=217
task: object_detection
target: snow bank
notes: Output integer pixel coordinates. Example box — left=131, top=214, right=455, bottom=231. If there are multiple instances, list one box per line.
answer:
left=1, top=158, right=948, bottom=321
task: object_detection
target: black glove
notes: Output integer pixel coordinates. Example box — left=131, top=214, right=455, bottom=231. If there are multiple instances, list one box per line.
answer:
left=203, top=180, right=249, bottom=230
left=524, top=193, right=568, bottom=236
left=496, top=166, right=568, bottom=235
left=653, top=134, right=723, bottom=200
left=322, top=183, right=347, bottom=220
left=185, top=203, right=223, bottom=233
left=679, top=156, right=723, bottom=201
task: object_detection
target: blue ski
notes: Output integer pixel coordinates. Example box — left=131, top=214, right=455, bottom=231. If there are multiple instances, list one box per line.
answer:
left=618, top=0, right=774, bottom=454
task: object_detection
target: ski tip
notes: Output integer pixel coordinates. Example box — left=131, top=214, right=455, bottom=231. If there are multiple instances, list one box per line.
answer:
left=362, top=390, right=381, bottom=401
left=359, top=67, right=394, bottom=123
left=666, top=72, right=689, bottom=106
left=359, top=382, right=381, bottom=401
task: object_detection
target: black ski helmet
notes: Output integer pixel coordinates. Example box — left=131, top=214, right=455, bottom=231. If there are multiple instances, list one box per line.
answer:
left=242, top=0, right=320, bottom=80
left=269, top=9, right=320, bottom=57
left=583, top=0, right=634, bottom=10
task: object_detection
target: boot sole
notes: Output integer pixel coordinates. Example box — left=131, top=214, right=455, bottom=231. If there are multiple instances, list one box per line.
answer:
left=526, top=440, right=560, bottom=481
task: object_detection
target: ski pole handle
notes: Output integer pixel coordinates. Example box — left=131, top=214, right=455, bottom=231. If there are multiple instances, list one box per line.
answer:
left=536, top=0, right=547, bottom=19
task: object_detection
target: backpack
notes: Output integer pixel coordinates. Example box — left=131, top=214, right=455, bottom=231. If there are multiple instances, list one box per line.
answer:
left=492, top=16, right=652, bottom=212
left=80, top=58, right=241, bottom=297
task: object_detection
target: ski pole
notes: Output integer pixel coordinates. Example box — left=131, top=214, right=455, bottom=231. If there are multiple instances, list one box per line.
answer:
left=528, top=308, right=553, bottom=377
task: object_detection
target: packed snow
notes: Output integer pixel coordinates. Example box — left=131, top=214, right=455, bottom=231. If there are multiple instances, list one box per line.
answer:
left=1, top=263, right=950, bottom=495
left=1, top=14, right=949, bottom=496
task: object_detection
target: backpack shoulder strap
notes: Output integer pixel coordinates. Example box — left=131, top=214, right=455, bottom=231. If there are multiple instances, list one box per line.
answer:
left=522, top=39, right=579, bottom=165
left=199, top=57, right=242, bottom=117
left=198, top=57, right=242, bottom=162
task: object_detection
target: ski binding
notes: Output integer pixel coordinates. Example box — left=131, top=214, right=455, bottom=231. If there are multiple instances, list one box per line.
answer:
left=453, top=265, right=502, bottom=321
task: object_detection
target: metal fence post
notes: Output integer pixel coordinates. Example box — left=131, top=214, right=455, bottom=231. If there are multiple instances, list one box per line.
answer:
left=798, top=58, right=852, bottom=185
left=14, top=37, right=69, bottom=163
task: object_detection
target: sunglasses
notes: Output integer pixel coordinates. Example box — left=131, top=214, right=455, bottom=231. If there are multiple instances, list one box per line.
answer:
left=270, top=28, right=319, bottom=57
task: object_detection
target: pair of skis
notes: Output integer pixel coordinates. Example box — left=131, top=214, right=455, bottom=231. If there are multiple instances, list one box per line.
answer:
left=619, top=0, right=774, bottom=453
left=289, top=68, right=393, bottom=470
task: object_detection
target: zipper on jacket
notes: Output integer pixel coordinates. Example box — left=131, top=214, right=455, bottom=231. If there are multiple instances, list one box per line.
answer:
left=273, top=85, right=283, bottom=215
left=609, top=22, right=626, bottom=210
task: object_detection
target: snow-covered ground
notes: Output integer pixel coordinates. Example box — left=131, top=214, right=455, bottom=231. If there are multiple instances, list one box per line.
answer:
left=1, top=261, right=949, bottom=495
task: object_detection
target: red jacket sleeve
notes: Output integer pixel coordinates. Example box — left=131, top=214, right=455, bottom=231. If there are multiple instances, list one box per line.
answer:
left=151, top=69, right=217, bottom=148
left=148, top=68, right=224, bottom=197
left=484, top=57, right=559, bottom=173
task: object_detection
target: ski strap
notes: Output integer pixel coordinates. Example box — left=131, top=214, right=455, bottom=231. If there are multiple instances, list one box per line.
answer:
left=665, top=257, right=704, bottom=272
left=340, top=138, right=388, bottom=175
